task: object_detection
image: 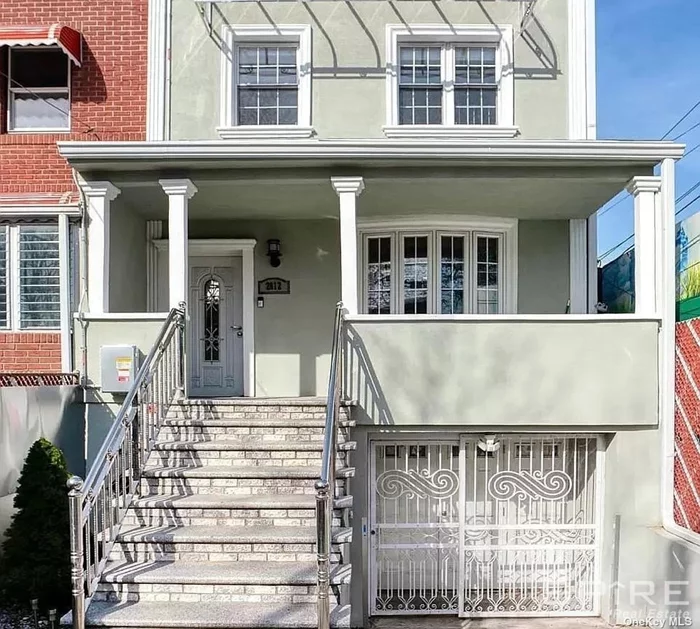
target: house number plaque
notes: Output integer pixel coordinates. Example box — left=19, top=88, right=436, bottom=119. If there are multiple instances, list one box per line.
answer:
left=258, top=278, right=290, bottom=295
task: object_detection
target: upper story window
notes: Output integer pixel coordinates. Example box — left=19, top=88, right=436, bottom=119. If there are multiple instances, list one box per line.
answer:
left=237, top=45, right=298, bottom=126
left=219, top=25, right=312, bottom=139
left=361, top=220, right=517, bottom=315
left=398, top=45, right=497, bottom=126
left=8, top=47, right=70, bottom=132
left=386, top=25, right=516, bottom=139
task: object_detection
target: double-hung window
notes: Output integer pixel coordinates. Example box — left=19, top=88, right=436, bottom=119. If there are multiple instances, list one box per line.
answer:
left=0, top=224, right=62, bottom=329
left=8, top=47, right=70, bottom=131
left=220, top=25, right=313, bottom=139
left=363, top=228, right=512, bottom=315
left=386, top=25, right=515, bottom=137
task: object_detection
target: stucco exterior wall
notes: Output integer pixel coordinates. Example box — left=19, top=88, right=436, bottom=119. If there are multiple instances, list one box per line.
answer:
left=345, top=319, right=659, bottom=428
left=109, top=203, right=147, bottom=312
left=169, top=0, right=569, bottom=140
left=519, top=219, right=570, bottom=314
left=151, top=218, right=570, bottom=396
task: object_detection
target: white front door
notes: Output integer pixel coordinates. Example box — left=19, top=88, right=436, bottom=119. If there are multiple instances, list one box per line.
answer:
left=188, top=256, right=243, bottom=397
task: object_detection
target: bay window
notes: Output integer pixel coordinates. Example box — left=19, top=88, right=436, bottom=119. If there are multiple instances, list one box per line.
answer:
left=362, top=227, right=511, bottom=315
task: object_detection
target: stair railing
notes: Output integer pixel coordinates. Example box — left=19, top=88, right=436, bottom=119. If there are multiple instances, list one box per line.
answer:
left=66, top=303, right=187, bottom=629
left=316, top=302, right=346, bottom=629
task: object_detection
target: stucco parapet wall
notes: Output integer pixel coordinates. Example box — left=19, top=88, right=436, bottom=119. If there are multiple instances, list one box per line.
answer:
left=57, top=139, right=685, bottom=170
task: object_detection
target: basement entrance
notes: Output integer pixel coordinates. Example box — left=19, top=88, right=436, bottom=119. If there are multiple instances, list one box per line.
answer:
left=369, top=435, right=602, bottom=617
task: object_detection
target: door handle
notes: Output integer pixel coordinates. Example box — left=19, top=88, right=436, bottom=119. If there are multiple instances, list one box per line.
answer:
left=231, top=326, right=243, bottom=331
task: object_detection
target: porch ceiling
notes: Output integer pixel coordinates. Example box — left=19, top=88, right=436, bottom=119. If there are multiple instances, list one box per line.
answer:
left=112, top=167, right=651, bottom=221
left=59, top=139, right=683, bottom=220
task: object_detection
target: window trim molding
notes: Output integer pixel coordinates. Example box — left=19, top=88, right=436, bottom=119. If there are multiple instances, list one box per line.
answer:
left=384, top=24, right=516, bottom=139
left=218, top=24, right=313, bottom=140
left=7, top=45, right=71, bottom=134
left=358, top=215, right=518, bottom=315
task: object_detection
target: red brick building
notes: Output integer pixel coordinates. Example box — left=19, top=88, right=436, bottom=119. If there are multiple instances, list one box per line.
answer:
left=0, top=1, right=147, bottom=374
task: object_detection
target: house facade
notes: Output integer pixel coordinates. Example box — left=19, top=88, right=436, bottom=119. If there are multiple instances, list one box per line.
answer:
left=0, top=0, right=148, bottom=376
left=56, top=1, right=698, bottom=629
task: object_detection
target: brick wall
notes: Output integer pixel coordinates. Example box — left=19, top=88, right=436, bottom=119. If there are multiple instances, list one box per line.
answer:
left=0, top=0, right=147, bottom=372
left=0, top=333, right=62, bottom=373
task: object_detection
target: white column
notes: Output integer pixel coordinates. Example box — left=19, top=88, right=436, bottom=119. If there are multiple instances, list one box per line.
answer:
left=569, top=218, right=588, bottom=313
left=159, top=179, right=197, bottom=308
left=82, top=181, right=121, bottom=313
left=626, top=176, right=662, bottom=316
left=58, top=213, right=72, bottom=372
left=331, top=177, right=364, bottom=315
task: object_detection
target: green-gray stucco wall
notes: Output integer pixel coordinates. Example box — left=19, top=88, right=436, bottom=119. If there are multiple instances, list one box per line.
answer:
left=169, top=0, right=569, bottom=141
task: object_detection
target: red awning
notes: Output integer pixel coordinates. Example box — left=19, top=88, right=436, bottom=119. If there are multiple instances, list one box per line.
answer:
left=0, top=24, right=82, bottom=66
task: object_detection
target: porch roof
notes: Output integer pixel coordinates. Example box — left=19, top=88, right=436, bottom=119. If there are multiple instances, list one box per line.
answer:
left=58, top=139, right=684, bottom=172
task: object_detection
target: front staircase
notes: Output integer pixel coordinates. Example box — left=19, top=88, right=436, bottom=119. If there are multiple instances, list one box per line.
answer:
left=78, top=398, right=355, bottom=628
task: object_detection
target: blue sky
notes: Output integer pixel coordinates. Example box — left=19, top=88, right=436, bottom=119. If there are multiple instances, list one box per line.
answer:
left=596, top=0, right=700, bottom=260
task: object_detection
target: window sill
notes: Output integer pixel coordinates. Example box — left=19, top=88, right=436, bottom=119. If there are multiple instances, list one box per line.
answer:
left=7, top=128, right=71, bottom=134
left=217, top=126, right=316, bottom=140
left=382, top=125, right=520, bottom=140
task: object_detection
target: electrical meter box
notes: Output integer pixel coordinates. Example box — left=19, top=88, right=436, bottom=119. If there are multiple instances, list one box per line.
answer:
left=101, top=345, right=139, bottom=393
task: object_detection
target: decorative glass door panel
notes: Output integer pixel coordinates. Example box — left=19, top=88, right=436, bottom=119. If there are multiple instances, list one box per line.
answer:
left=370, top=436, right=601, bottom=618
left=189, top=257, right=243, bottom=397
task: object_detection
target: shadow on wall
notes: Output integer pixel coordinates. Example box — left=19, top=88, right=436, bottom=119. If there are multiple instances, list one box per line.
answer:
left=72, top=39, right=107, bottom=106
left=0, top=385, right=84, bottom=545
left=202, top=0, right=560, bottom=82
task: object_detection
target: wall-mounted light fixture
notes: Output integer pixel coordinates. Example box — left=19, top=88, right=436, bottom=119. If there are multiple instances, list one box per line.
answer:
left=477, top=435, right=501, bottom=453
left=267, top=239, right=282, bottom=268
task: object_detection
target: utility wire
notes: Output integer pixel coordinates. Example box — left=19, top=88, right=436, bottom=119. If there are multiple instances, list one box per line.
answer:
left=661, top=97, right=700, bottom=140
left=673, top=121, right=700, bottom=142
left=0, top=69, right=98, bottom=138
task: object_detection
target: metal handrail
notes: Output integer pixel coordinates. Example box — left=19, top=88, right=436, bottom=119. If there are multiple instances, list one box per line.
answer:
left=66, top=303, right=186, bottom=629
left=315, top=302, right=345, bottom=629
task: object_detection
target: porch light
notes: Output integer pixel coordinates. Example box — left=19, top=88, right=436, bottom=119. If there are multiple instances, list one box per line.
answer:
left=267, top=239, right=282, bottom=267
left=478, top=435, right=501, bottom=453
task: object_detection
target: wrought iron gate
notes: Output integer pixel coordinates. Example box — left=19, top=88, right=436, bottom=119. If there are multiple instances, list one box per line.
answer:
left=369, top=436, right=602, bottom=617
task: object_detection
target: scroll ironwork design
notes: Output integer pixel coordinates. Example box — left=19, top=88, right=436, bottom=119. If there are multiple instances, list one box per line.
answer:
left=377, top=468, right=459, bottom=500
left=487, top=469, right=572, bottom=501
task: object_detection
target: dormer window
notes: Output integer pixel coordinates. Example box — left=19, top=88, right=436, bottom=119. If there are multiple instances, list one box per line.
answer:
left=385, top=24, right=517, bottom=139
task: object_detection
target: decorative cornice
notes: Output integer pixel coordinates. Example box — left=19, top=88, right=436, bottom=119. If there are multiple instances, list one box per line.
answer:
left=80, top=181, right=121, bottom=201
left=159, top=178, right=198, bottom=199
left=383, top=125, right=519, bottom=140
left=626, top=176, right=662, bottom=195
left=58, top=140, right=686, bottom=165
left=331, top=176, right=365, bottom=196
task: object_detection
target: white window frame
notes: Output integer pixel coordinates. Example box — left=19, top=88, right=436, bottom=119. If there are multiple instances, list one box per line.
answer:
left=218, top=24, right=313, bottom=140
left=359, top=217, right=518, bottom=315
left=7, top=46, right=71, bottom=133
left=384, top=24, right=517, bottom=139
left=0, top=223, right=65, bottom=331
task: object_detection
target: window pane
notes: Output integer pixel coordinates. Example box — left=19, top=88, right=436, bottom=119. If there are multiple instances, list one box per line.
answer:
left=367, top=237, right=392, bottom=315
left=440, top=236, right=465, bottom=314
left=475, top=235, right=500, bottom=314
left=19, top=226, right=60, bottom=328
left=237, top=45, right=299, bottom=126
left=403, top=236, right=429, bottom=314
left=398, top=87, right=442, bottom=126
left=11, top=93, right=69, bottom=130
left=11, top=48, right=68, bottom=88
left=203, top=278, right=221, bottom=362
left=455, top=87, right=497, bottom=126
left=0, top=228, right=6, bottom=327
left=398, top=46, right=441, bottom=85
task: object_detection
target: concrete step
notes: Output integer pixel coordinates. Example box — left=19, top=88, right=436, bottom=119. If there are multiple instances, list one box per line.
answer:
left=109, top=524, right=352, bottom=563
left=122, top=493, right=349, bottom=527
left=157, top=420, right=355, bottom=441
left=140, top=465, right=354, bottom=496
left=166, top=398, right=352, bottom=422
left=64, top=600, right=351, bottom=628
left=94, top=561, right=351, bottom=603
left=149, top=440, right=349, bottom=469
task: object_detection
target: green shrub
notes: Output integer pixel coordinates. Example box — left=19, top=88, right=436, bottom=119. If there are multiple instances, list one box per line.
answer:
left=679, top=265, right=700, bottom=301
left=0, top=438, right=71, bottom=613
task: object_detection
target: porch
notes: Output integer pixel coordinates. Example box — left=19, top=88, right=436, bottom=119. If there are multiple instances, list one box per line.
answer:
left=59, top=139, right=679, bottom=423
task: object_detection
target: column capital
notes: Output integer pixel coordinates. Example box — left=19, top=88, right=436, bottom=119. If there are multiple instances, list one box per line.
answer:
left=159, top=178, right=198, bottom=199
left=81, top=180, right=121, bottom=201
left=331, top=176, right=365, bottom=197
left=626, top=176, right=662, bottom=196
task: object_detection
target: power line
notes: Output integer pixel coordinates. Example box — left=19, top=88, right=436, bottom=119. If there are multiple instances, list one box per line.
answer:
left=661, top=97, right=700, bottom=140
left=673, top=121, right=700, bottom=141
